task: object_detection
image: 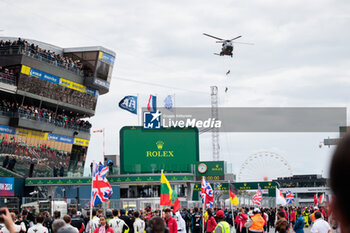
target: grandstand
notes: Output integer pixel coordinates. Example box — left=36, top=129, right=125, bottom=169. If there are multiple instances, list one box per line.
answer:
left=0, top=37, right=115, bottom=178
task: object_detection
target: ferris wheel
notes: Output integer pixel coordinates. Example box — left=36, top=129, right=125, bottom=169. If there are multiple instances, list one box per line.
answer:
left=238, top=151, right=293, bottom=182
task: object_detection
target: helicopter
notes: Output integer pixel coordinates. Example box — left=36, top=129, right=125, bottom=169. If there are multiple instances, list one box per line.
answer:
left=203, top=33, right=251, bottom=57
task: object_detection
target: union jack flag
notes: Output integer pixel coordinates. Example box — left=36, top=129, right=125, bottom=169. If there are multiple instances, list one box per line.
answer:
left=252, top=185, right=262, bottom=205
left=286, top=190, right=295, bottom=204
left=92, top=163, right=113, bottom=206
left=201, top=177, right=214, bottom=208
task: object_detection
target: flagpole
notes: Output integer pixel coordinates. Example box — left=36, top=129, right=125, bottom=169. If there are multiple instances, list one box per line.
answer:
left=136, top=93, right=140, bottom=126
left=202, top=176, right=205, bottom=233
left=229, top=180, right=236, bottom=230
left=89, top=161, right=95, bottom=233
left=173, top=93, right=176, bottom=122
left=103, top=128, right=105, bottom=162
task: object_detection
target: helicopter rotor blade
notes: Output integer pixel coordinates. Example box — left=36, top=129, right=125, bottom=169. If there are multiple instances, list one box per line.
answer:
left=203, top=33, right=225, bottom=41
left=232, top=42, right=254, bottom=45
left=230, top=36, right=242, bottom=41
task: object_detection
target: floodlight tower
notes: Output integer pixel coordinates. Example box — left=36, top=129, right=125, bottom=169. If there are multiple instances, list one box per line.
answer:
left=211, top=86, right=220, bottom=161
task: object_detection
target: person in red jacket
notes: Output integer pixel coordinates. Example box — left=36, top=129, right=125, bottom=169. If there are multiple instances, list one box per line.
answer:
left=94, top=216, right=114, bottom=233
left=164, top=208, right=177, bottom=233
left=289, top=208, right=296, bottom=227
left=234, top=208, right=248, bottom=233
left=205, top=209, right=217, bottom=233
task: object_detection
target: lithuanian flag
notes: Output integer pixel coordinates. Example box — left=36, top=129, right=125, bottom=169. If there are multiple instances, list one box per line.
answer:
left=229, top=183, right=239, bottom=206
left=160, top=171, right=181, bottom=212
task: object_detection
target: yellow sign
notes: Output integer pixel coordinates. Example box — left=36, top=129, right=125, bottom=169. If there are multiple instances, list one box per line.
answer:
left=146, top=140, right=174, bottom=158
left=21, top=65, right=91, bottom=95
left=73, top=138, right=89, bottom=147
left=16, top=128, right=48, bottom=140
left=60, top=78, right=86, bottom=92
left=21, top=65, right=31, bottom=75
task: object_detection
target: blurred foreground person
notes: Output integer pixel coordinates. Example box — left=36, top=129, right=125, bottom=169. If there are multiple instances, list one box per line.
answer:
left=330, top=132, right=350, bottom=233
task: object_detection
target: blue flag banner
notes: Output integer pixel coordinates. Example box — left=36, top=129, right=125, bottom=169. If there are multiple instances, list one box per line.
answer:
left=119, top=96, right=137, bottom=114
left=164, top=95, right=173, bottom=109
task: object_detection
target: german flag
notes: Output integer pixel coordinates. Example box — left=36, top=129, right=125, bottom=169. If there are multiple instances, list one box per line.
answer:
left=160, top=171, right=181, bottom=212
left=229, top=183, right=239, bottom=206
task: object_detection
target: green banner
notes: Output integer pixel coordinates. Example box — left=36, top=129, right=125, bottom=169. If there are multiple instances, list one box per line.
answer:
left=25, top=174, right=194, bottom=186
left=195, top=161, right=226, bottom=177
left=120, top=127, right=199, bottom=174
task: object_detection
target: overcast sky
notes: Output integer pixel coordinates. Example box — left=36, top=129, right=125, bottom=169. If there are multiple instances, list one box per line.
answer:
left=1, top=0, right=349, bottom=180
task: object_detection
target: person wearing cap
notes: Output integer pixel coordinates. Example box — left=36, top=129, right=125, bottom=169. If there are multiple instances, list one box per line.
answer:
left=248, top=208, right=264, bottom=233
left=212, top=210, right=229, bottom=233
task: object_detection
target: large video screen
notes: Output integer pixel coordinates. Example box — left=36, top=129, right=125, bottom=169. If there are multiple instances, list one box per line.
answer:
left=120, top=127, right=199, bottom=174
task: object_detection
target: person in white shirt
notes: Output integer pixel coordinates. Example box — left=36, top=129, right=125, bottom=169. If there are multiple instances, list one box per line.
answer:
left=109, top=210, right=128, bottom=233
left=174, top=212, right=186, bottom=233
left=28, top=215, right=49, bottom=233
left=310, top=212, right=332, bottom=233
left=133, top=212, right=144, bottom=233
left=86, top=210, right=100, bottom=233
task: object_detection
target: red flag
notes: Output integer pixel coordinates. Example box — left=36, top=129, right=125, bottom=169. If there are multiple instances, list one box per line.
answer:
left=147, top=95, right=153, bottom=111
left=314, top=194, right=318, bottom=206
left=319, top=194, right=325, bottom=204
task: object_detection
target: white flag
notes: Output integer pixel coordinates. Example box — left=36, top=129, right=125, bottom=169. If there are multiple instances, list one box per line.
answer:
left=276, top=187, right=287, bottom=206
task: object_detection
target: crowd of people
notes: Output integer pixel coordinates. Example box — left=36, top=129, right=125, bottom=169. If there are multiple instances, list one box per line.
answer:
left=18, top=75, right=97, bottom=111
left=0, top=66, right=16, bottom=85
left=1, top=98, right=92, bottom=132
left=0, top=136, right=70, bottom=174
left=0, top=204, right=337, bottom=233
left=0, top=38, right=83, bottom=75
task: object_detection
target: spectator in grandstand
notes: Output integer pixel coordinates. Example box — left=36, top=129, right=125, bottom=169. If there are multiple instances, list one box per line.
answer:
left=0, top=39, right=83, bottom=74
left=52, top=220, right=66, bottom=233
left=7, top=157, right=16, bottom=171
left=2, top=155, right=9, bottom=168
left=62, top=215, right=78, bottom=233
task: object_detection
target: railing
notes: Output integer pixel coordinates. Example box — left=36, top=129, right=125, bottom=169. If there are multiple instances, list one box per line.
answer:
left=0, top=71, right=16, bottom=86
left=0, top=45, right=83, bottom=76
left=15, top=109, right=91, bottom=133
